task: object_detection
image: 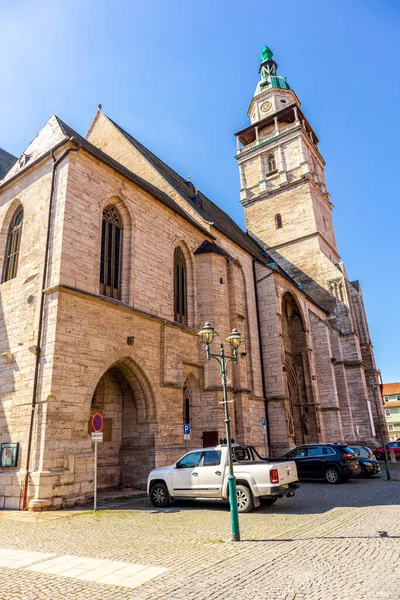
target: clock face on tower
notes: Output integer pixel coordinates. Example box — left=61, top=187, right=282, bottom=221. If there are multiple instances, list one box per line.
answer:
left=260, top=101, right=272, bottom=113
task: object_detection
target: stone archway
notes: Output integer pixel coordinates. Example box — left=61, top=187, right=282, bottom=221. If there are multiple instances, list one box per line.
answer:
left=90, top=358, right=156, bottom=490
left=282, top=293, right=318, bottom=444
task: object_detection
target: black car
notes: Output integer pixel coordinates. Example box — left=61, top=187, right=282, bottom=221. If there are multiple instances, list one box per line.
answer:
left=348, top=446, right=380, bottom=477
left=283, top=443, right=361, bottom=484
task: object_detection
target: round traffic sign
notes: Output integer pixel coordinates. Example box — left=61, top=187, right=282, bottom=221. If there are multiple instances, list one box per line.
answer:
left=92, top=413, right=103, bottom=432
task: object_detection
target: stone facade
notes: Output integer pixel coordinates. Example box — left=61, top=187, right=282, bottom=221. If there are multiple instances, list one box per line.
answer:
left=0, top=48, right=385, bottom=509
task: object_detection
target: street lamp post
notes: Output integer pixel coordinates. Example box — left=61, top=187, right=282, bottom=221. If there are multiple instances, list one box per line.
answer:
left=367, top=376, right=391, bottom=481
left=198, top=322, right=245, bottom=542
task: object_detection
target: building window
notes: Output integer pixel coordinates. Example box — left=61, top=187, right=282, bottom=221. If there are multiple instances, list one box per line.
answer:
left=388, top=424, right=394, bottom=431
left=384, top=396, right=389, bottom=402
left=397, top=395, right=400, bottom=401
left=385, top=409, right=391, bottom=417
left=275, top=213, right=283, bottom=229
left=174, top=247, right=187, bottom=324
left=100, top=205, right=122, bottom=299
left=2, top=206, right=23, bottom=283
left=267, top=153, right=277, bottom=174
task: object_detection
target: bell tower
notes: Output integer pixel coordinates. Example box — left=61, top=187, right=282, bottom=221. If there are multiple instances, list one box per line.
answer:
left=236, top=46, right=344, bottom=314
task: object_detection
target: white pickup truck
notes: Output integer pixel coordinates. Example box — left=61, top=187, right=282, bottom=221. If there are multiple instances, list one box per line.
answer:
left=147, top=444, right=299, bottom=512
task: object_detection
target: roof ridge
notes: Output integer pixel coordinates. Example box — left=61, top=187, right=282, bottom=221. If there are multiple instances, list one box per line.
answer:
left=104, top=114, right=270, bottom=261
left=106, top=115, right=197, bottom=198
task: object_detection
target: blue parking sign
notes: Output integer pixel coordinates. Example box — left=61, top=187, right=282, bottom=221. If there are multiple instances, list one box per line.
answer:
left=184, top=424, right=190, bottom=435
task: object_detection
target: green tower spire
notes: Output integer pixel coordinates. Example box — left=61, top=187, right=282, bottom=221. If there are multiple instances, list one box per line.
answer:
left=256, top=45, right=290, bottom=92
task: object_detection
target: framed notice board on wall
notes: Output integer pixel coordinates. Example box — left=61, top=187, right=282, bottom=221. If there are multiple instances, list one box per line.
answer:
left=1, top=443, right=19, bottom=467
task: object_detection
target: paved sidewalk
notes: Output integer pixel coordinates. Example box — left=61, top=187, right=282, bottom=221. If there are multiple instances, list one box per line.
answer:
left=0, top=476, right=399, bottom=599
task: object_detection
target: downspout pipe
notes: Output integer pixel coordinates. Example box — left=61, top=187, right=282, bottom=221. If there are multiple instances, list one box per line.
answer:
left=21, top=138, right=80, bottom=510
left=252, top=258, right=274, bottom=455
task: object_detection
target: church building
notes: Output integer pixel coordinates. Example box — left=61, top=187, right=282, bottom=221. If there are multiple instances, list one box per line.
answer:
left=0, top=47, right=384, bottom=509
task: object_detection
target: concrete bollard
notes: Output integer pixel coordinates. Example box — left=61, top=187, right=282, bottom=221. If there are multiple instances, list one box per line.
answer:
left=389, top=450, right=396, bottom=463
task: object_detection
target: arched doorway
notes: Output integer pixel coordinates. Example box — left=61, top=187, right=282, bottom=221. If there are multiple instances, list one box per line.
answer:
left=282, top=293, right=318, bottom=444
left=90, top=358, right=156, bottom=490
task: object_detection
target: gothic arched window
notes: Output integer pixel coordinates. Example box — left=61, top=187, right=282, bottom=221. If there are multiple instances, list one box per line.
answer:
left=174, top=247, right=187, bottom=324
left=267, top=153, right=277, bottom=174
left=275, top=213, right=283, bottom=229
left=2, top=206, right=23, bottom=282
left=100, top=205, right=123, bottom=299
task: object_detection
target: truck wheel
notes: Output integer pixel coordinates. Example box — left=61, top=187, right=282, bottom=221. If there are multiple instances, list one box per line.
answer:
left=150, top=483, right=170, bottom=508
left=324, top=466, right=341, bottom=484
left=236, top=485, right=254, bottom=513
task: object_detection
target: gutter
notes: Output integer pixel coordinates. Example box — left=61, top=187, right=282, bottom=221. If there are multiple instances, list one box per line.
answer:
left=21, top=138, right=81, bottom=510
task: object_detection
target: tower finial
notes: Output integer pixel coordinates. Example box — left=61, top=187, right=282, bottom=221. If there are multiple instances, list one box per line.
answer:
left=260, top=45, right=273, bottom=63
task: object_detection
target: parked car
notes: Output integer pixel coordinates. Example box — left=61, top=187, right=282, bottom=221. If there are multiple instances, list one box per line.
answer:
left=282, top=443, right=360, bottom=483
left=147, top=444, right=300, bottom=513
left=348, top=446, right=380, bottom=477
left=373, top=441, right=400, bottom=460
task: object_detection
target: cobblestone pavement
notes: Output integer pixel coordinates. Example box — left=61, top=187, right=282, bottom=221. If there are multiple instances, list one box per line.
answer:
left=0, top=476, right=399, bottom=600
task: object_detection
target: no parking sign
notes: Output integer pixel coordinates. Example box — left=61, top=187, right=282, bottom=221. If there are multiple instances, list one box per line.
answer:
left=92, top=413, right=103, bottom=432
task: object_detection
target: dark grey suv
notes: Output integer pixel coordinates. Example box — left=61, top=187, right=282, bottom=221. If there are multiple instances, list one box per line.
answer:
left=282, top=443, right=361, bottom=483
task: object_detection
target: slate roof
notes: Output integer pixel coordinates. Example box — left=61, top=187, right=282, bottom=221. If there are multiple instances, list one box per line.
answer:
left=1, top=113, right=310, bottom=302
left=0, top=147, right=17, bottom=180
left=107, top=117, right=268, bottom=261
left=53, top=117, right=214, bottom=239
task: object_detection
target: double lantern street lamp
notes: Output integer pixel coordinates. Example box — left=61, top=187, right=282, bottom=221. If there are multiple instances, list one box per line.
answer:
left=197, top=322, right=245, bottom=542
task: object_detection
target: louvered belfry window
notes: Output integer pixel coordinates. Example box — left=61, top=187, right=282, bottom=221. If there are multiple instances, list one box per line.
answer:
left=174, top=247, right=187, bottom=324
left=100, top=205, right=122, bottom=299
left=2, top=206, right=23, bottom=282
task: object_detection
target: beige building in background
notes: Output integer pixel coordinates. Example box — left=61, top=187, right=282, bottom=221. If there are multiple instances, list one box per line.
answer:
left=0, top=47, right=385, bottom=509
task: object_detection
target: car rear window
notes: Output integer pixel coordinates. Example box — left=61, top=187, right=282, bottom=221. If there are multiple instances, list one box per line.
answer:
left=232, top=447, right=252, bottom=462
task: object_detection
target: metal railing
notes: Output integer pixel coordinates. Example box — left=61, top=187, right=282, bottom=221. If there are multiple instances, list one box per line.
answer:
left=237, top=121, right=301, bottom=155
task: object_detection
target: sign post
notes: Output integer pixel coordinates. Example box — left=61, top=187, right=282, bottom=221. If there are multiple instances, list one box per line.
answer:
left=183, top=423, right=190, bottom=454
left=91, top=413, right=103, bottom=511
left=261, top=417, right=268, bottom=458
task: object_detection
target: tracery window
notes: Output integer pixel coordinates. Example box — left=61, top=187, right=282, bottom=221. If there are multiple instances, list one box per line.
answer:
left=100, top=205, right=122, bottom=299
left=2, top=206, right=23, bottom=282
left=174, top=247, right=187, bottom=324
left=275, top=213, right=283, bottom=229
left=267, top=153, right=277, bottom=174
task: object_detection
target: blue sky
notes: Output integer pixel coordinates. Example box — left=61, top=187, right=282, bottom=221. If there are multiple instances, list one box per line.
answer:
left=1, top=0, right=399, bottom=381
